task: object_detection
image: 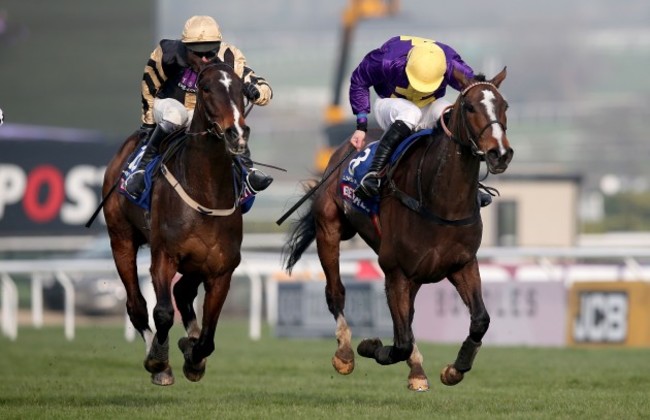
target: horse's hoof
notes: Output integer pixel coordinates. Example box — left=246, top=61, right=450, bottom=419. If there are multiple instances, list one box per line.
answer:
left=183, top=359, right=207, bottom=382
left=357, top=338, right=383, bottom=359
left=408, top=377, right=430, bottom=392
left=151, top=366, right=175, bottom=386
left=440, top=364, right=464, bottom=386
left=332, top=350, right=355, bottom=375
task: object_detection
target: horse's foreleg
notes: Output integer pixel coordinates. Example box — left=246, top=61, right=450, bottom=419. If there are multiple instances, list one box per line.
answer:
left=357, top=273, right=419, bottom=375
left=317, top=213, right=354, bottom=375
left=441, top=259, right=489, bottom=386
left=145, top=253, right=178, bottom=386
left=178, top=272, right=232, bottom=382
left=173, top=274, right=202, bottom=339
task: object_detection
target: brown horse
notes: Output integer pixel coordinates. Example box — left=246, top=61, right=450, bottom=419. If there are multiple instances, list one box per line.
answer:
left=102, top=62, right=249, bottom=385
left=283, top=68, right=513, bottom=391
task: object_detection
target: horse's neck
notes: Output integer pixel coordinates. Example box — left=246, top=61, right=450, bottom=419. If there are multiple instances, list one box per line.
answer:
left=174, top=135, right=234, bottom=198
left=419, top=133, right=480, bottom=213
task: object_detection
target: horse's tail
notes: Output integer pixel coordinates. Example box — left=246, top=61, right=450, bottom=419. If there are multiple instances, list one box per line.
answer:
left=282, top=207, right=316, bottom=274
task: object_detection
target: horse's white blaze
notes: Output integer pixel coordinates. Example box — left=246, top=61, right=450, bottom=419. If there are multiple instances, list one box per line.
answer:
left=219, top=70, right=245, bottom=147
left=480, top=89, right=506, bottom=155
left=231, top=100, right=245, bottom=147
left=143, top=329, right=155, bottom=355
left=219, top=70, right=232, bottom=89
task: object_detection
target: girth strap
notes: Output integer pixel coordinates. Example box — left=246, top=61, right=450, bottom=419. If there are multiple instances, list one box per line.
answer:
left=387, top=181, right=480, bottom=227
left=161, top=164, right=237, bottom=216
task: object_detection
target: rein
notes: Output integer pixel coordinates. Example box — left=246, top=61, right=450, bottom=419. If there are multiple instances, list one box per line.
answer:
left=440, top=81, right=507, bottom=157
left=161, top=163, right=237, bottom=216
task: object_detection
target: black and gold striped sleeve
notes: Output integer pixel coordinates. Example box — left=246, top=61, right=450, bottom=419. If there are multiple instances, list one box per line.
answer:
left=141, top=45, right=167, bottom=124
left=219, top=43, right=272, bottom=106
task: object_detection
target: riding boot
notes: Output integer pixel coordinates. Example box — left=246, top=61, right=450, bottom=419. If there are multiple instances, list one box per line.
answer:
left=241, top=145, right=273, bottom=193
left=355, top=120, right=412, bottom=200
left=479, top=191, right=493, bottom=207
left=124, top=126, right=166, bottom=199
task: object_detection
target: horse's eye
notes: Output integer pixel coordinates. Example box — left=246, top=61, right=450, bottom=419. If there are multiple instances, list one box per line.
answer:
left=464, top=103, right=475, bottom=113
left=201, top=85, right=210, bottom=93
left=504, top=101, right=510, bottom=110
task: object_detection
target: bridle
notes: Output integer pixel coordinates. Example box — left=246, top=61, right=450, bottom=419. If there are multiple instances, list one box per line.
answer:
left=386, top=80, right=508, bottom=226
left=440, top=81, right=507, bottom=157
left=184, top=62, right=252, bottom=142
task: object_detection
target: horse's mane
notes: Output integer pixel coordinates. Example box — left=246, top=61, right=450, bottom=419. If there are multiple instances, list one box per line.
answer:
left=473, top=73, right=487, bottom=82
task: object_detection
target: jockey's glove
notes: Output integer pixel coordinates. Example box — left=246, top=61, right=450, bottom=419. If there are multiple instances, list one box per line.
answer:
left=243, top=83, right=261, bottom=101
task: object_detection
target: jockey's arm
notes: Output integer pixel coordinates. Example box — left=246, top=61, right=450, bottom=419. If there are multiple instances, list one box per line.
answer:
left=220, top=43, right=272, bottom=106
left=141, top=45, right=167, bottom=125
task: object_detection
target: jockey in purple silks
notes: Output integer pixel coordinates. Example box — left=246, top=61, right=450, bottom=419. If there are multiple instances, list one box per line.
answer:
left=348, top=35, right=476, bottom=200
left=123, top=15, right=274, bottom=200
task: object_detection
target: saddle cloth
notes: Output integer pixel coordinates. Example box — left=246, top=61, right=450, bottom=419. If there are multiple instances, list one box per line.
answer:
left=340, top=128, right=433, bottom=216
left=118, top=145, right=256, bottom=213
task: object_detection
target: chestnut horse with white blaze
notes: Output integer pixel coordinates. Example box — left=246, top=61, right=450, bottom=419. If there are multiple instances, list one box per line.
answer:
left=283, top=68, right=513, bottom=391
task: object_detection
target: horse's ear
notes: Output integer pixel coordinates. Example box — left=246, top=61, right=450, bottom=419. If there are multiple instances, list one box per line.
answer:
left=490, top=67, right=507, bottom=88
left=453, top=67, right=470, bottom=90
left=187, top=53, right=208, bottom=73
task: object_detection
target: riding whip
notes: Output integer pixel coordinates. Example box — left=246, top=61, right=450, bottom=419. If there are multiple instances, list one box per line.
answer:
left=85, top=178, right=119, bottom=228
left=276, top=145, right=356, bottom=226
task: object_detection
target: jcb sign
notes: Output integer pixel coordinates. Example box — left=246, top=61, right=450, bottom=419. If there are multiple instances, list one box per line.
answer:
left=568, top=282, right=650, bottom=347
left=573, top=292, right=627, bottom=343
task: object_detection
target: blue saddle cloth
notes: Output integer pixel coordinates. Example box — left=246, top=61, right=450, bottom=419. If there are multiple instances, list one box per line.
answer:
left=340, top=128, right=433, bottom=216
left=118, top=146, right=256, bottom=213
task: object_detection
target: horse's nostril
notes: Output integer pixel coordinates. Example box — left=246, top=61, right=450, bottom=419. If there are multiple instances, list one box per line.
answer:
left=488, top=150, right=500, bottom=160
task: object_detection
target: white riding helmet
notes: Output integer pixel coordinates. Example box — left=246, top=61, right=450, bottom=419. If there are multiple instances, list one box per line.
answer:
left=405, top=44, right=447, bottom=93
left=182, top=16, right=222, bottom=52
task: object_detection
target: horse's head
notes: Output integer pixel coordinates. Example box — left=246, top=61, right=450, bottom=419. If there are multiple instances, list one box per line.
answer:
left=192, top=62, right=249, bottom=155
left=449, top=67, right=513, bottom=174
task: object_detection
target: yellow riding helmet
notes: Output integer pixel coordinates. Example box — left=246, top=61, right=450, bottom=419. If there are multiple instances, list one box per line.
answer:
left=182, top=16, right=222, bottom=48
left=405, top=44, right=447, bottom=93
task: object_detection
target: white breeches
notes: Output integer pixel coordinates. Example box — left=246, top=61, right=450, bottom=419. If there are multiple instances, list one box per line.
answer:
left=153, top=98, right=194, bottom=132
left=373, top=97, right=451, bottom=131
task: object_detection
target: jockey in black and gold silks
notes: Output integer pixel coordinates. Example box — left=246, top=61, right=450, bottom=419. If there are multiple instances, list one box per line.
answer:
left=123, top=15, right=273, bottom=201
left=140, top=38, right=272, bottom=126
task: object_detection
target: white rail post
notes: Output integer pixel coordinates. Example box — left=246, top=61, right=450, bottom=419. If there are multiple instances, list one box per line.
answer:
left=125, top=311, right=136, bottom=342
left=240, top=262, right=262, bottom=341
left=1, top=273, right=18, bottom=340
left=55, top=271, right=75, bottom=341
left=265, top=275, right=278, bottom=326
left=31, top=273, right=44, bottom=328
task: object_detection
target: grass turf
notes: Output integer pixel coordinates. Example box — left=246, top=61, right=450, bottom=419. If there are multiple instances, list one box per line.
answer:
left=0, top=319, right=648, bottom=419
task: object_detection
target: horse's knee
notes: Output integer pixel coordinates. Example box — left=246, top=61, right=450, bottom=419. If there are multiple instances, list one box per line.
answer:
left=153, top=304, right=175, bottom=332
left=469, top=311, right=490, bottom=341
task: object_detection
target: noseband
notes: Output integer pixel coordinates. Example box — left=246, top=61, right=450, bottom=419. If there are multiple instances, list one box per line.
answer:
left=440, top=81, right=507, bottom=157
